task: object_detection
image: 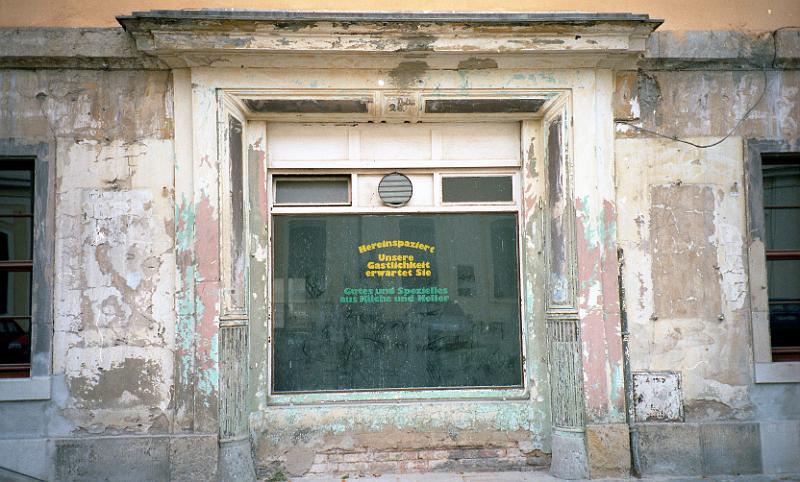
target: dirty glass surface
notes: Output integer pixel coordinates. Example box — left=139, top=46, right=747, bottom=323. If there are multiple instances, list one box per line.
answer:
left=274, top=177, right=350, bottom=205
left=272, top=213, right=523, bottom=392
left=441, top=176, right=513, bottom=203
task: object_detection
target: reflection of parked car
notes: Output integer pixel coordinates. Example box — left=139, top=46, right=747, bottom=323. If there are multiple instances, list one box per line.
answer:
left=0, top=319, right=30, bottom=364
left=770, top=301, right=800, bottom=347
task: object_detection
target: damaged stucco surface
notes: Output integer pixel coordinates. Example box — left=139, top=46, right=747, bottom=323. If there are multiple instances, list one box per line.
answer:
left=614, top=56, right=800, bottom=427
left=616, top=137, right=755, bottom=420
left=1, top=68, right=176, bottom=435
left=0, top=21, right=798, bottom=480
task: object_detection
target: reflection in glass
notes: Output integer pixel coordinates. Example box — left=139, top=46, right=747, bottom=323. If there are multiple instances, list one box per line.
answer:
left=272, top=213, right=522, bottom=392
left=0, top=163, right=33, bottom=372
left=763, top=164, right=800, bottom=250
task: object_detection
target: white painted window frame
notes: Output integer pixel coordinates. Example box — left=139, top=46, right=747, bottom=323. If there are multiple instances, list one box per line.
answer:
left=236, top=94, right=559, bottom=405
left=210, top=86, right=570, bottom=407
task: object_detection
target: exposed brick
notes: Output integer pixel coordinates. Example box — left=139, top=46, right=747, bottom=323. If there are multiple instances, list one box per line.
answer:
left=306, top=463, right=335, bottom=474
left=371, top=451, right=405, bottom=462
left=428, top=458, right=452, bottom=471
left=336, top=462, right=370, bottom=475
left=397, top=460, right=429, bottom=473
left=448, top=448, right=505, bottom=459
left=340, top=452, right=367, bottom=463
left=505, top=447, right=523, bottom=458
left=365, top=461, right=400, bottom=475
left=417, top=449, right=449, bottom=460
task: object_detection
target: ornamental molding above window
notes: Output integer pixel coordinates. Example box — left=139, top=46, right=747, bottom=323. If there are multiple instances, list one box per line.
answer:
left=118, top=11, right=662, bottom=69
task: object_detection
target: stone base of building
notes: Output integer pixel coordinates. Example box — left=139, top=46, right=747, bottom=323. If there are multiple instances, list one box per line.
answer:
left=0, top=434, right=219, bottom=482
left=1, top=422, right=798, bottom=480
left=633, top=421, right=800, bottom=476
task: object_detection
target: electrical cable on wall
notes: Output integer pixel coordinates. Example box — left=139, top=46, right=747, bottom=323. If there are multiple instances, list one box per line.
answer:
left=615, top=26, right=797, bottom=149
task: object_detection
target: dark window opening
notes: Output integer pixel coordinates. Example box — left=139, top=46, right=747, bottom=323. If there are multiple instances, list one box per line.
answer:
left=424, top=98, right=545, bottom=114
left=762, top=154, right=800, bottom=362
left=0, top=158, right=34, bottom=378
left=274, top=176, right=351, bottom=206
left=442, top=176, right=513, bottom=203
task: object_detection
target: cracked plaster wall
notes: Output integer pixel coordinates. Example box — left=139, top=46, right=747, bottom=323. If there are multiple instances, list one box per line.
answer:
left=614, top=67, right=800, bottom=422
left=0, top=69, right=176, bottom=435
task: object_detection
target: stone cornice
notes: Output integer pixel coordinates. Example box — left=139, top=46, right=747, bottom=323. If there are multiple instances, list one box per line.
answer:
left=117, top=10, right=663, bottom=69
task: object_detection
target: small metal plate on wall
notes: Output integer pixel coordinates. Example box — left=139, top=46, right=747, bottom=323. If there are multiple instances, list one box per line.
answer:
left=378, top=172, right=413, bottom=207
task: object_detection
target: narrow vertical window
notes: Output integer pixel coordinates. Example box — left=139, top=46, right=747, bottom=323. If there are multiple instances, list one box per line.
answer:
left=762, top=154, right=800, bottom=361
left=0, top=159, right=33, bottom=378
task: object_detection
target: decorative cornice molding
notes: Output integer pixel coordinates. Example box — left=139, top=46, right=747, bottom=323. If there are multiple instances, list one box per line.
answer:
left=117, top=10, right=662, bottom=69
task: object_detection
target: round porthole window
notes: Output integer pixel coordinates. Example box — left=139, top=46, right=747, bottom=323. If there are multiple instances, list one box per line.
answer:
left=378, top=172, right=413, bottom=207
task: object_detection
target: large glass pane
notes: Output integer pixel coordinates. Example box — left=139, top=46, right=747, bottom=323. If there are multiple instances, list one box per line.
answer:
left=764, top=208, right=800, bottom=250
left=0, top=271, right=31, bottom=316
left=770, top=301, right=800, bottom=348
left=0, top=219, right=32, bottom=260
left=763, top=163, right=800, bottom=250
left=767, top=259, right=800, bottom=301
left=0, top=169, right=33, bottom=216
left=763, top=164, right=800, bottom=206
left=0, top=316, right=31, bottom=365
left=272, top=213, right=523, bottom=392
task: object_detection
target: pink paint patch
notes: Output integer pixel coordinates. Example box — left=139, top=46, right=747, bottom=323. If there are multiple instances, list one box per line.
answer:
left=194, top=193, right=220, bottom=382
left=575, top=197, right=625, bottom=422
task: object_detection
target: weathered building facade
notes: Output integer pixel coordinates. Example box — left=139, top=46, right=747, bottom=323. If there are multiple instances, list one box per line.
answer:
left=0, top=4, right=798, bottom=481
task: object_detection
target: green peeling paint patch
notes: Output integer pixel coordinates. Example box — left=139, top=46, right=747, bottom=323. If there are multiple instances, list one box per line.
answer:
left=253, top=401, right=548, bottom=443
left=196, top=332, right=219, bottom=398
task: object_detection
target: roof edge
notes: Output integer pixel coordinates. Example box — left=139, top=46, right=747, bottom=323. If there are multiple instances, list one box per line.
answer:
left=117, top=9, right=663, bottom=27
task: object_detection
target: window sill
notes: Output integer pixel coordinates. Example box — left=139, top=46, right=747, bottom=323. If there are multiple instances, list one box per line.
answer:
left=268, top=387, right=528, bottom=405
left=0, top=376, right=51, bottom=401
left=754, top=362, right=800, bottom=383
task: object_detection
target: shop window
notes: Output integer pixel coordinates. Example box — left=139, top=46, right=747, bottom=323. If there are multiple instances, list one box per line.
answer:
left=0, top=159, right=33, bottom=378
left=762, top=154, right=800, bottom=361
left=272, top=213, right=523, bottom=392
left=261, top=119, right=526, bottom=395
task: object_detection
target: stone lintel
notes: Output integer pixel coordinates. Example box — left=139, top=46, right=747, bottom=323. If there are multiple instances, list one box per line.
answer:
left=116, top=10, right=662, bottom=69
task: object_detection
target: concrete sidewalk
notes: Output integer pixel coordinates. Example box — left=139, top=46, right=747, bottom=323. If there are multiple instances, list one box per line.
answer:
left=286, top=471, right=800, bottom=482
